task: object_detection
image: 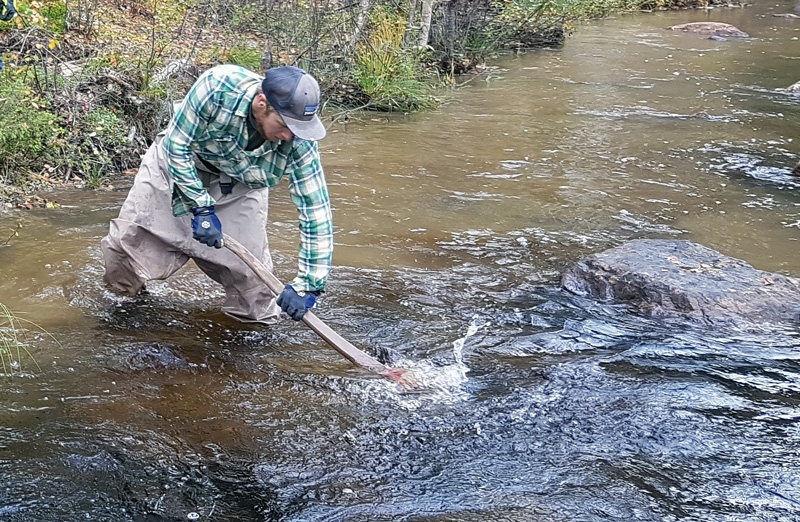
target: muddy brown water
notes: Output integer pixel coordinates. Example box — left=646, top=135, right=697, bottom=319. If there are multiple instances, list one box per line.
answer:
left=1, top=4, right=799, bottom=521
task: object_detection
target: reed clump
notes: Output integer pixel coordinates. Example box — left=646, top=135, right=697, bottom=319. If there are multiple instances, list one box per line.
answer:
left=0, top=302, right=51, bottom=377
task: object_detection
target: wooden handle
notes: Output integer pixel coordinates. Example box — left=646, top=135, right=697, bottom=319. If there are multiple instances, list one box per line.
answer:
left=222, top=233, right=393, bottom=375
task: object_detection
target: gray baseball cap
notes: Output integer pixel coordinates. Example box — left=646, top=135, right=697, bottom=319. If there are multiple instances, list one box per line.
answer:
left=262, top=66, right=326, bottom=141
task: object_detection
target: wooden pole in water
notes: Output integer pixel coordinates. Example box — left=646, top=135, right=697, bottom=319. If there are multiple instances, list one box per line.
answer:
left=222, top=233, right=416, bottom=388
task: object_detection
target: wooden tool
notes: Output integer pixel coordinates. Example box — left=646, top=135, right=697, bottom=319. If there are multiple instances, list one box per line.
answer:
left=222, top=233, right=418, bottom=389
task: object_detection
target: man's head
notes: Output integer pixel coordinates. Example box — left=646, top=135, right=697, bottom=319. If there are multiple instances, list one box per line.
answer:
left=255, top=66, right=326, bottom=142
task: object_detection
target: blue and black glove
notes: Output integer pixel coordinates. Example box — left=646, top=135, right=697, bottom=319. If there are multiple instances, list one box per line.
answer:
left=277, top=285, right=320, bottom=321
left=0, top=0, right=17, bottom=22
left=191, top=206, right=223, bottom=248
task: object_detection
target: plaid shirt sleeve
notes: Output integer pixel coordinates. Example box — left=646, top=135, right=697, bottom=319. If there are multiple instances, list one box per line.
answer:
left=161, top=72, right=220, bottom=216
left=286, top=140, right=334, bottom=293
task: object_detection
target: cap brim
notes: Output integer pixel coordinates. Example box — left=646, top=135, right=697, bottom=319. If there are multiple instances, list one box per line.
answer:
left=282, top=114, right=327, bottom=141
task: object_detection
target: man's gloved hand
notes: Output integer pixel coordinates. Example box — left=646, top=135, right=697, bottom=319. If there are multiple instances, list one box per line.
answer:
left=191, top=206, right=223, bottom=248
left=277, top=285, right=320, bottom=321
left=0, top=0, right=17, bottom=22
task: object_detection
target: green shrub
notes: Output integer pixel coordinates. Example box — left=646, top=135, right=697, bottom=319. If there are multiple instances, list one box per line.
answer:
left=81, top=107, right=128, bottom=148
left=42, top=1, right=67, bottom=34
left=227, top=46, right=262, bottom=72
left=0, top=68, right=64, bottom=185
left=230, top=4, right=257, bottom=32
left=0, top=66, right=136, bottom=189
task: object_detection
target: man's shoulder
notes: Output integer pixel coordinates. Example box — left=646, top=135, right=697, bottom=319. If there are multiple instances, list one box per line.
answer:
left=203, top=64, right=261, bottom=79
left=198, top=64, right=262, bottom=92
left=286, top=138, right=320, bottom=157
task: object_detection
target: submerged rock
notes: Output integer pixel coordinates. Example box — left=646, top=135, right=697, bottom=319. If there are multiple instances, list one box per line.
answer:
left=105, top=342, right=190, bottom=372
left=666, top=22, right=750, bottom=38
left=561, top=239, right=800, bottom=327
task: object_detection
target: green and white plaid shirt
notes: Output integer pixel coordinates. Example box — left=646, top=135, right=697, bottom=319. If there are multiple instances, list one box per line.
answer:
left=162, top=64, right=333, bottom=292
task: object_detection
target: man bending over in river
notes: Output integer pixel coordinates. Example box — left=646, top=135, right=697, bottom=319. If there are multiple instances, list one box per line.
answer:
left=101, top=64, right=333, bottom=324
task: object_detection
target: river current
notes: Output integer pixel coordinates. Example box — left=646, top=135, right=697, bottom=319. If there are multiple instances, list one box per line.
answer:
left=1, top=2, right=799, bottom=521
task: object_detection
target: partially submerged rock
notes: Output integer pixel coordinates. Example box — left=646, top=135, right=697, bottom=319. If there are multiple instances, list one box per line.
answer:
left=105, top=342, right=190, bottom=372
left=561, top=239, right=800, bottom=327
left=666, top=22, right=750, bottom=38
left=780, top=81, right=800, bottom=93
left=775, top=81, right=800, bottom=100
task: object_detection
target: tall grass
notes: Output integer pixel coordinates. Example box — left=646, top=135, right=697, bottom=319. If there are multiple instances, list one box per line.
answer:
left=0, top=303, right=50, bottom=377
left=355, top=10, right=439, bottom=112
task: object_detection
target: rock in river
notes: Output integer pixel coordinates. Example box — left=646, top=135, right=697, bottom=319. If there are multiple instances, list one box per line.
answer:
left=666, top=22, right=750, bottom=38
left=561, top=239, right=800, bottom=327
left=779, top=81, right=800, bottom=94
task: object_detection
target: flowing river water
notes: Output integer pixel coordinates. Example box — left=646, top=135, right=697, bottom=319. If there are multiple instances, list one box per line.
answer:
left=1, top=3, right=800, bottom=521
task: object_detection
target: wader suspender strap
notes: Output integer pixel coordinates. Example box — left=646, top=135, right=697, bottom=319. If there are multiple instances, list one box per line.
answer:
left=0, top=0, right=17, bottom=21
left=219, top=173, right=234, bottom=194
left=196, top=155, right=235, bottom=194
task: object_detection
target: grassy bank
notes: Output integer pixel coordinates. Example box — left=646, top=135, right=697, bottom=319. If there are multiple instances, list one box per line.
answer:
left=0, top=0, right=740, bottom=205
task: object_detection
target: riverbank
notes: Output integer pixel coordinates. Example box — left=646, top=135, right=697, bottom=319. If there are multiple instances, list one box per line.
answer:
left=0, top=0, right=744, bottom=206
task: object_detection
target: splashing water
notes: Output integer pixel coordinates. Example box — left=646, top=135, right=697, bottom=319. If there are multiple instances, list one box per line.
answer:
left=453, top=316, right=486, bottom=378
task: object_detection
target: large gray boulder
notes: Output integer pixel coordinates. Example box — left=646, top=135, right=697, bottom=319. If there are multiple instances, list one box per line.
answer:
left=666, top=22, right=749, bottom=38
left=562, top=239, right=800, bottom=327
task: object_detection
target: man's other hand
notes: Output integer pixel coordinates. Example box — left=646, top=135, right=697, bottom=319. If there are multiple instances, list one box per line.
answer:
left=277, top=285, right=320, bottom=321
left=191, top=206, right=223, bottom=248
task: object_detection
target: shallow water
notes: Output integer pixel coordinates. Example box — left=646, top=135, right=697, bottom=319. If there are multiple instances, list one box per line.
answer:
left=1, top=3, right=799, bottom=521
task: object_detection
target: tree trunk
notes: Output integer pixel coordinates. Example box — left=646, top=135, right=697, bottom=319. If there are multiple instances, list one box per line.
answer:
left=403, top=0, right=419, bottom=47
left=418, top=0, right=435, bottom=47
left=444, top=0, right=457, bottom=64
left=350, top=0, right=372, bottom=49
